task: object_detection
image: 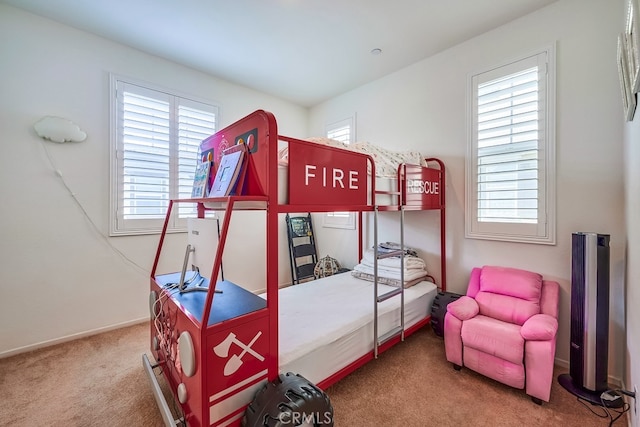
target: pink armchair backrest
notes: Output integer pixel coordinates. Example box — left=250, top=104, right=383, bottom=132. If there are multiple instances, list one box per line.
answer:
left=466, top=266, right=545, bottom=326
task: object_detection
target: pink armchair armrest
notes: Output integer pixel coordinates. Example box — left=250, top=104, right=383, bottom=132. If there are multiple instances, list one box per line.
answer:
left=447, top=296, right=479, bottom=321
left=521, top=314, right=558, bottom=341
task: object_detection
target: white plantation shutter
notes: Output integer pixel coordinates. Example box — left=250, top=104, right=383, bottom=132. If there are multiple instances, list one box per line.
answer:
left=477, top=66, right=540, bottom=224
left=111, top=77, right=218, bottom=235
left=326, top=117, right=354, bottom=144
left=324, top=116, right=356, bottom=229
left=177, top=101, right=217, bottom=219
left=120, top=87, right=171, bottom=223
left=327, top=124, right=351, bottom=143
left=467, top=47, right=556, bottom=244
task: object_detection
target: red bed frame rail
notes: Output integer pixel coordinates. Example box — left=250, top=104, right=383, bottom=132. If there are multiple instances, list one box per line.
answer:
left=146, top=110, right=446, bottom=427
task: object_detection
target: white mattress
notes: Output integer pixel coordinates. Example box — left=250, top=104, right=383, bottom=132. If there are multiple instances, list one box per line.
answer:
left=261, top=272, right=437, bottom=384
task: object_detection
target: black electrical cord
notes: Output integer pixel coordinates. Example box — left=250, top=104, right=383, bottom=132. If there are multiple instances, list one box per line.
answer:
left=576, top=396, right=610, bottom=419
left=575, top=389, right=633, bottom=426
left=600, top=395, right=629, bottom=426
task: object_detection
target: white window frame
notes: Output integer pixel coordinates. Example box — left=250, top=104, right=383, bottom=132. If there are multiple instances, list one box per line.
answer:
left=109, top=74, right=220, bottom=236
left=323, top=212, right=356, bottom=229
left=326, top=116, right=355, bottom=144
left=465, top=45, right=556, bottom=245
left=324, top=115, right=356, bottom=228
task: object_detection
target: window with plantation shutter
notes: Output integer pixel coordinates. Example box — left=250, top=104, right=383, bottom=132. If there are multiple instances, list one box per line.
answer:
left=324, top=116, right=356, bottom=229
left=326, top=117, right=354, bottom=144
left=110, top=76, right=218, bottom=235
left=466, top=47, right=556, bottom=244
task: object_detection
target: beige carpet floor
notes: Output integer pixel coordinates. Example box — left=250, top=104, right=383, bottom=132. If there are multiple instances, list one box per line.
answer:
left=0, top=322, right=630, bottom=426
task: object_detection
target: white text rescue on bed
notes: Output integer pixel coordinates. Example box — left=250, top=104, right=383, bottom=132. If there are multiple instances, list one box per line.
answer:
left=407, top=179, right=439, bottom=194
left=305, top=165, right=359, bottom=189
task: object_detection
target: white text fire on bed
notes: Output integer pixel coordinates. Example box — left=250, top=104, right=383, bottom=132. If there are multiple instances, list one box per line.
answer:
left=305, top=165, right=359, bottom=189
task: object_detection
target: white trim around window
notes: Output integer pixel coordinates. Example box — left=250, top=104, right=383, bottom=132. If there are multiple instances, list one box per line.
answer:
left=324, top=115, right=357, bottom=227
left=465, top=45, right=556, bottom=245
left=323, top=212, right=356, bottom=229
left=326, top=115, right=355, bottom=144
left=109, top=74, right=220, bottom=236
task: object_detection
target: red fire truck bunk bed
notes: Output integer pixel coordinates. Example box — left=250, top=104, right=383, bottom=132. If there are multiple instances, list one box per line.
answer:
left=143, top=110, right=446, bottom=427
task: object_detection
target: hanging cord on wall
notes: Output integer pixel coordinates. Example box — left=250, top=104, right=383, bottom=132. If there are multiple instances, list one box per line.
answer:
left=39, top=139, right=149, bottom=276
left=576, top=389, right=635, bottom=426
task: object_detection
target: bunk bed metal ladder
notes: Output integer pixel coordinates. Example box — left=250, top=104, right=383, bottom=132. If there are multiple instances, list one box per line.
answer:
left=373, top=204, right=406, bottom=359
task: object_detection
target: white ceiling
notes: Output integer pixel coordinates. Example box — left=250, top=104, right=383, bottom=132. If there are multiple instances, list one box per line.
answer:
left=3, top=0, right=557, bottom=107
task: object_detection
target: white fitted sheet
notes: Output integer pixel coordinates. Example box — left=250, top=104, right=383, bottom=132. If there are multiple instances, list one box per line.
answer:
left=261, top=272, right=437, bottom=384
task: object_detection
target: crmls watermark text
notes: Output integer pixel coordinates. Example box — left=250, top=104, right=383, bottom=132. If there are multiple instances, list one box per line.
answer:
left=278, top=411, right=333, bottom=425
left=407, top=179, right=439, bottom=195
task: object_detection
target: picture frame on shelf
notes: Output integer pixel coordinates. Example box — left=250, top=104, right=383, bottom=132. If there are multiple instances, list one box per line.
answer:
left=617, top=33, right=636, bottom=122
left=626, top=0, right=640, bottom=93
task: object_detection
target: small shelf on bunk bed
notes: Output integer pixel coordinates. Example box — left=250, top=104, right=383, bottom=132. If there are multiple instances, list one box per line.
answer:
left=187, top=195, right=269, bottom=212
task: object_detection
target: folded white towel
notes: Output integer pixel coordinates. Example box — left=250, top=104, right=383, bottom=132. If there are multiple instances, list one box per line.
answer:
left=353, top=263, right=428, bottom=282
left=361, top=249, right=426, bottom=271
left=360, top=258, right=427, bottom=274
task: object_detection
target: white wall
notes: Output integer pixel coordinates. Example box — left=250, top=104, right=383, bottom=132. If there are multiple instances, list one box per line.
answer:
left=624, top=66, right=640, bottom=427
left=2, top=1, right=634, bottom=395
left=310, top=0, right=627, bottom=380
left=0, top=4, right=308, bottom=356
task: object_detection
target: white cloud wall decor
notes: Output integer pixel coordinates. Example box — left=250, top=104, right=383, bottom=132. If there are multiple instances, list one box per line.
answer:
left=33, top=116, right=87, bottom=143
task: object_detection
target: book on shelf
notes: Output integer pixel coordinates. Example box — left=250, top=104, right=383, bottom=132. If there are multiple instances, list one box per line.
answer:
left=200, top=148, right=216, bottom=192
left=208, top=143, right=248, bottom=198
left=191, top=160, right=212, bottom=198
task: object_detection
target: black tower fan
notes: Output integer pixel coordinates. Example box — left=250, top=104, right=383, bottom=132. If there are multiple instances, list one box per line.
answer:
left=558, top=232, right=619, bottom=406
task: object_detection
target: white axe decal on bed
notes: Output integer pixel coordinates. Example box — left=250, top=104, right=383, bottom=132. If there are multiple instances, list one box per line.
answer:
left=213, top=331, right=265, bottom=376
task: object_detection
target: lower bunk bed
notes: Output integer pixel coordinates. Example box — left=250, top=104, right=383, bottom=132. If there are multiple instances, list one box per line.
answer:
left=148, top=269, right=437, bottom=426
left=263, top=272, right=438, bottom=387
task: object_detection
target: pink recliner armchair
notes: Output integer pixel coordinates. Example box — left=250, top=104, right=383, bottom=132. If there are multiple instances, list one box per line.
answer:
left=444, top=266, right=559, bottom=404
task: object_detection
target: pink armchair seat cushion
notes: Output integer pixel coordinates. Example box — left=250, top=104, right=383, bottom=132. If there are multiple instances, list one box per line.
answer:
left=461, top=315, right=524, bottom=365
left=464, top=347, right=525, bottom=390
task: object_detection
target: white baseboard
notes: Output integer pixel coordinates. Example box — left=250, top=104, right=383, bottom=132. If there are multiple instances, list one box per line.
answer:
left=555, top=357, right=569, bottom=370
left=620, top=379, right=637, bottom=427
left=0, top=317, right=149, bottom=359
left=2, top=282, right=292, bottom=358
